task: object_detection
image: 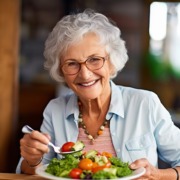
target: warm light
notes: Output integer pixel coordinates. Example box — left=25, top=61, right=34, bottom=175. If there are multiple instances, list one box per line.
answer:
left=169, top=4, right=180, bottom=72
left=149, top=2, right=167, bottom=41
left=177, top=4, right=180, bottom=36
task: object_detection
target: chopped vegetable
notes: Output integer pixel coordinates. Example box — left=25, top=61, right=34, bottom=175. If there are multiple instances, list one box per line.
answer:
left=92, top=161, right=111, bottom=173
left=60, top=141, right=85, bottom=152
left=72, top=141, right=85, bottom=151
left=102, top=151, right=113, bottom=158
left=92, top=170, right=117, bottom=179
left=84, top=150, right=98, bottom=159
left=45, top=147, right=132, bottom=179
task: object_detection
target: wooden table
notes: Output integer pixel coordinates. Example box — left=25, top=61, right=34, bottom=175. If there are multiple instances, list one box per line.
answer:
left=0, top=173, right=48, bottom=180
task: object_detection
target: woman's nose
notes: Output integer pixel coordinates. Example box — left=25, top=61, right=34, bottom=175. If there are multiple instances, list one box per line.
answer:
left=78, top=63, right=93, bottom=79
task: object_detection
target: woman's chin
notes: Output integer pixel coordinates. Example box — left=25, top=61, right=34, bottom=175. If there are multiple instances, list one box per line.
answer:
left=79, top=94, right=99, bottom=101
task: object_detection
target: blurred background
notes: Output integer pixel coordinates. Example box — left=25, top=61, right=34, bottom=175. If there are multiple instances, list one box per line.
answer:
left=0, top=0, right=180, bottom=173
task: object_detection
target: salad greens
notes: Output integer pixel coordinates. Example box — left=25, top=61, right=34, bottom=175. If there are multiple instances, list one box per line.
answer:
left=45, top=155, right=79, bottom=177
left=92, top=170, right=117, bottom=179
left=109, top=157, right=132, bottom=177
left=45, top=150, right=132, bottom=179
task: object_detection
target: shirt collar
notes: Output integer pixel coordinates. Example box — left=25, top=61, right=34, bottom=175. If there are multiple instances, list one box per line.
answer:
left=109, top=81, right=124, bottom=118
left=65, top=94, right=79, bottom=121
left=65, top=80, right=125, bottom=120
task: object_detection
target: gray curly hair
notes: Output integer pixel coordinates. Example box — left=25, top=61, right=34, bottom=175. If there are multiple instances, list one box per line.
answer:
left=44, top=9, right=128, bottom=82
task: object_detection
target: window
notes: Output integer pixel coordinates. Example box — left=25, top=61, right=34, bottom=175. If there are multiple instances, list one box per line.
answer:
left=148, top=2, right=180, bottom=80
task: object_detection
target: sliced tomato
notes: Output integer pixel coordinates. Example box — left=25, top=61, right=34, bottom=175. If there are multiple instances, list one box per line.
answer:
left=78, top=158, right=93, bottom=170
left=69, top=168, right=82, bottom=179
left=92, top=165, right=105, bottom=173
left=92, top=162, right=99, bottom=169
left=104, top=161, right=111, bottom=168
left=102, top=151, right=113, bottom=158
left=92, top=161, right=111, bottom=173
left=61, top=142, right=75, bottom=152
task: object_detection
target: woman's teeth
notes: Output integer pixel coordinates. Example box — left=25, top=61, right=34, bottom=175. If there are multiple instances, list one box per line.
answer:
left=81, top=80, right=96, bottom=86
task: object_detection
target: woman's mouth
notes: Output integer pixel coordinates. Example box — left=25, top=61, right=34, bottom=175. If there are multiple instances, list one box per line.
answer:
left=79, top=80, right=97, bottom=87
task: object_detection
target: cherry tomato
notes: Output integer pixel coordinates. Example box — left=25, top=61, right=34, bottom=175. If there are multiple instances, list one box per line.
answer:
left=61, top=142, right=75, bottom=152
left=102, top=151, right=113, bottom=158
left=69, top=168, right=82, bottom=179
left=78, top=158, right=93, bottom=170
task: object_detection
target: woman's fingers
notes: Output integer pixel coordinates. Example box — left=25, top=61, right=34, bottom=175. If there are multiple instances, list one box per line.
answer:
left=21, top=131, right=49, bottom=148
left=20, top=130, right=51, bottom=163
left=130, top=158, right=148, bottom=169
left=20, top=141, right=48, bottom=155
left=130, top=159, right=149, bottom=179
left=130, top=158, right=160, bottom=180
left=43, top=133, right=51, bottom=141
left=29, top=130, right=50, bottom=145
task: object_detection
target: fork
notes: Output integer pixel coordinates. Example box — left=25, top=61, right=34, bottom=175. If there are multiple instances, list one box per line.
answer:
left=22, top=125, right=60, bottom=154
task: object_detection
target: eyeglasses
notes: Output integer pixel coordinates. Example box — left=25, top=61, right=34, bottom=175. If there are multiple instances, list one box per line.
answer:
left=61, top=55, right=108, bottom=75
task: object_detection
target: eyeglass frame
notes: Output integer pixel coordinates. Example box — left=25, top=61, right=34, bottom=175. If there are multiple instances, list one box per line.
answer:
left=60, top=55, right=109, bottom=75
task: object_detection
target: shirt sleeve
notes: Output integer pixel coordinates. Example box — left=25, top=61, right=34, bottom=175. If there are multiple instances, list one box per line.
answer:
left=15, top=100, right=57, bottom=173
left=40, top=101, right=57, bottom=165
left=152, top=93, right=180, bottom=167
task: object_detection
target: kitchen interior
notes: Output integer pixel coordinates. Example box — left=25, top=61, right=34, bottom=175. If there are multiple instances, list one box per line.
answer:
left=0, top=0, right=180, bottom=173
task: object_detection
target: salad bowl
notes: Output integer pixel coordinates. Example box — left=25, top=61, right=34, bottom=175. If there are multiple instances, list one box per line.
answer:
left=36, top=164, right=146, bottom=180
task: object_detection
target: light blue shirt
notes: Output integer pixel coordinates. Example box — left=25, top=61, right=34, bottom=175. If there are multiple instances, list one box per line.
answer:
left=16, top=81, right=180, bottom=173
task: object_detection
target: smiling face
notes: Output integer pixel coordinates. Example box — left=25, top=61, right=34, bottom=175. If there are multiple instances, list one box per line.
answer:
left=60, top=33, right=114, bottom=101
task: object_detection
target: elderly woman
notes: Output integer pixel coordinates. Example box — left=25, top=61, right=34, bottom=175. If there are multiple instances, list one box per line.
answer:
left=16, top=9, right=180, bottom=179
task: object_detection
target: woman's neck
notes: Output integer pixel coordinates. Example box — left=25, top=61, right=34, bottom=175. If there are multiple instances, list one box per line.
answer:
left=78, top=94, right=111, bottom=120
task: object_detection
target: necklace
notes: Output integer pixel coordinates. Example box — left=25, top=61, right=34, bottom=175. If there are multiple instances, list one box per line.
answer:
left=78, top=100, right=109, bottom=144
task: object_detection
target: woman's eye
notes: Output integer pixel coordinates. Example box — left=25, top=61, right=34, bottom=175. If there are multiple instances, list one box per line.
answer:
left=89, top=57, right=101, bottom=63
left=67, top=61, right=79, bottom=67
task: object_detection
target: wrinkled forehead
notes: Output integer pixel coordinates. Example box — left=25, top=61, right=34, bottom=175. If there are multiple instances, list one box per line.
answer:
left=60, top=32, right=106, bottom=62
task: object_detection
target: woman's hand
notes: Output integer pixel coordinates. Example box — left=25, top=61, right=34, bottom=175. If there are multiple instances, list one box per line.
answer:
left=130, top=158, right=160, bottom=180
left=20, top=130, right=51, bottom=166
